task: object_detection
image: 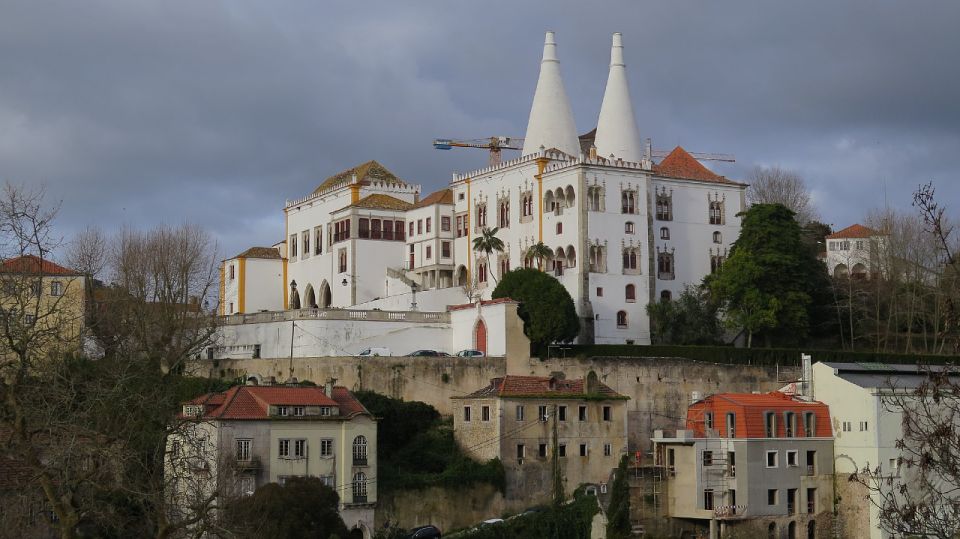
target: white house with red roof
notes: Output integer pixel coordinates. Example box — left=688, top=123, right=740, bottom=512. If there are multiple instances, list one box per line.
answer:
left=451, top=373, right=629, bottom=504
left=167, top=382, right=377, bottom=538
left=652, top=392, right=835, bottom=539
left=825, top=223, right=887, bottom=279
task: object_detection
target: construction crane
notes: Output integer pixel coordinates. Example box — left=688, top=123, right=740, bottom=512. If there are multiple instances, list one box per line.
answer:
left=433, top=136, right=523, bottom=166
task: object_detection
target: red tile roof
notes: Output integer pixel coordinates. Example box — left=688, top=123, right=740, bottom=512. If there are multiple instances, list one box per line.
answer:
left=0, top=255, right=81, bottom=276
left=826, top=224, right=879, bottom=240
left=653, top=146, right=737, bottom=184
left=233, top=246, right=282, bottom=260
left=185, top=385, right=370, bottom=420
left=685, top=392, right=832, bottom=438
left=457, top=375, right=627, bottom=400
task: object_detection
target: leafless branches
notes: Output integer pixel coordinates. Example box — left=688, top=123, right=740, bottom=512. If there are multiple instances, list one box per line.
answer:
left=746, top=166, right=817, bottom=225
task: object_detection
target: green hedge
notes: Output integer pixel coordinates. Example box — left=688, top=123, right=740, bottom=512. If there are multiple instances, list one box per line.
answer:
left=564, top=344, right=960, bottom=367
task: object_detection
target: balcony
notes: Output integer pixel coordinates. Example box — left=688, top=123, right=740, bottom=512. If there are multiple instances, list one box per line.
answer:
left=235, top=456, right=261, bottom=471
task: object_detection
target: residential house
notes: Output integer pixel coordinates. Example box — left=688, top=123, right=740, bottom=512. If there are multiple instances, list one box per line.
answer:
left=825, top=224, right=886, bottom=279
left=168, top=381, right=377, bottom=538
left=652, top=392, right=834, bottom=539
left=452, top=374, right=629, bottom=503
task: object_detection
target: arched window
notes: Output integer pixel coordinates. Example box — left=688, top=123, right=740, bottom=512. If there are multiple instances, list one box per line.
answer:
left=621, top=190, right=637, bottom=214
left=767, top=522, right=776, bottom=539
left=352, top=472, right=368, bottom=503
left=713, top=231, right=722, bottom=244
left=352, top=435, right=368, bottom=465
left=625, top=221, right=635, bottom=234
left=709, top=200, right=724, bottom=225
left=656, top=192, right=673, bottom=221
left=657, top=252, right=675, bottom=280
left=499, top=200, right=510, bottom=228
left=625, top=284, right=636, bottom=302
left=616, top=311, right=627, bottom=328
left=543, top=191, right=555, bottom=214
left=660, top=227, right=670, bottom=240
left=477, top=261, right=488, bottom=283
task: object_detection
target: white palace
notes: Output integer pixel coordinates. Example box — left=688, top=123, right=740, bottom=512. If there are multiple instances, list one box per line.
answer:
left=219, top=32, right=746, bottom=349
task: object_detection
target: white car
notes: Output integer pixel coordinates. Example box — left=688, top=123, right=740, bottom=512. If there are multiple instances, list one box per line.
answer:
left=456, top=349, right=485, bottom=358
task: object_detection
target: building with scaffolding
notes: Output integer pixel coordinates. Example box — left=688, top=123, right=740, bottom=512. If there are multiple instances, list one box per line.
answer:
left=652, top=392, right=835, bottom=539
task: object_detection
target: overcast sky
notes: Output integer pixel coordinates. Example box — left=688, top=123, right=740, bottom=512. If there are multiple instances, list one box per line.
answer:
left=2, top=1, right=958, bottom=261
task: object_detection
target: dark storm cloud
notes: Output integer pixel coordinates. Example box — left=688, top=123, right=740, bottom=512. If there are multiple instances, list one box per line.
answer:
left=1, top=0, right=957, bottom=260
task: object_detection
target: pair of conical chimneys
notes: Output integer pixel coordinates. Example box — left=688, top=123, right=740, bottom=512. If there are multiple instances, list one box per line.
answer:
left=521, top=32, right=643, bottom=163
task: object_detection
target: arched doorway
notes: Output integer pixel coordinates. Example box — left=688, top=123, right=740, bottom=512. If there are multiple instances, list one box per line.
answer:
left=474, top=319, right=487, bottom=355
left=456, top=265, right=468, bottom=286
left=348, top=528, right=364, bottom=539
left=304, top=285, right=317, bottom=309
left=319, top=280, right=332, bottom=308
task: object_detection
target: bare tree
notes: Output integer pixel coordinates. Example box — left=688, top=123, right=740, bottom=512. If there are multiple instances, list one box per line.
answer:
left=746, top=166, right=817, bottom=225
left=65, top=225, right=108, bottom=281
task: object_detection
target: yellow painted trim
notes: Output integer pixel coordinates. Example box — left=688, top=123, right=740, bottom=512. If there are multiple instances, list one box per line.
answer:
left=536, top=158, right=547, bottom=242
left=237, top=257, right=246, bottom=314
left=351, top=183, right=361, bottom=204
left=219, top=262, right=225, bottom=315
left=466, top=178, right=472, bottom=277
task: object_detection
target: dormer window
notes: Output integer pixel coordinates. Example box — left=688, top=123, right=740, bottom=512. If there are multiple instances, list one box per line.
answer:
left=278, top=406, right=289, bottom=417
left=320, top=406, right=332, bottom=416
left=293, top=406, right=305, bottom=417
left=183, top=405, right=203, bottom=417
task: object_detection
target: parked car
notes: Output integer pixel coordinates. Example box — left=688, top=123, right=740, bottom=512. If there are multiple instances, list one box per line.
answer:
left=406, top=525, right=441, bottom=539
left=481, top=518, right=504, bottom=526
left=456, top=349, right=485, bottom=358
left=407, top=350, right=445, bottom=357
left=356, top=347, right=391, bottom=357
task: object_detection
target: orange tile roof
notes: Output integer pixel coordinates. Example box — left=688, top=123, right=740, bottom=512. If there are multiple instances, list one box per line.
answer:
left=826, top=224, right=879, bottom=239
left=0, top=255, right=80, bottom=276
left=653, top=146, right=736, bottom=184
left=457, top=375, right=626, bottom=400
left=350, top=193, right=414, bottom=211
left=413, top=188, right=453, bottom=208
left=685, top=392, right=832, bottom=438
left=313, top=160, right=407, bottom=194
left=185, top=385, right=369, bottom=420
left=233, top=246, right=281, bottom=260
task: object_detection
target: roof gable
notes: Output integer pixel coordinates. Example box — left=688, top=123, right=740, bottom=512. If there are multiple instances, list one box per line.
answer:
left=232, top=246, right=282, bottom=260
left=0, top=255, right=81, bottom=276
left=313, top=160, right=407, bottom=194
left=826, top=224, right=879, bottom=239
left=653, top=146, right=730, bottom=183
left=413, top=188, right=453, bottom=208
left=184, top=385, right=368, bottom=420
left=350, top=194, right=414, bottom=211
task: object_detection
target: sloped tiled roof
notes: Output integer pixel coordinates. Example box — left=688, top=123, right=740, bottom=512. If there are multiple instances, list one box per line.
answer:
left=184, top=385, right=370, bottom=420
left=0, top=255, right=81, bottom=276
left=233, top=246, right=282, bottom=260
left=653, top=146, right=734, bottom=184
left=313, top=160, right=407, bottom=194
left=350, top=193, right=414, bottom=211
left=826, top=224, right=879, bottom=240
left=456, top=375, right=627, bottom=400
left=413, top=188, right=453, bottom=208
left=685, top=391, right=832, bottom=438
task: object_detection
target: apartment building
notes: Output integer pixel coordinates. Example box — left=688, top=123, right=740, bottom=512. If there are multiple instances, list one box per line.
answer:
left=168, top=381, right=377, bottom=538
left=652, top=392, right=834, bottom=539
left=452, top=374, right=628, bottom=502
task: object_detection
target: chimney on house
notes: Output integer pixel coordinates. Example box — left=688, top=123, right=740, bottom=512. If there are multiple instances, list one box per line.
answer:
left=593, top=33, right=642, bottom=163
left=521, top=31, right=580, bottom=157
left=324, top=377, right=337, bottom=396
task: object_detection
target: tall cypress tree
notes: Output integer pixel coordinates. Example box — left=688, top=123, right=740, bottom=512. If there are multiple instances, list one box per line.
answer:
left=606, top=455, right=631, bottom=539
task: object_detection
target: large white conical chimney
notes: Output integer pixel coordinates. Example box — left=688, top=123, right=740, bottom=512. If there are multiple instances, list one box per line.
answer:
left=521, top=31, right=580, bottom=157
left=593, top=33, right=642, bottom=162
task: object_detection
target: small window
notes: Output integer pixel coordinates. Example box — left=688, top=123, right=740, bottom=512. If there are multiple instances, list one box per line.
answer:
left=660, top=290, right=672, bottom=302
left=278, top=439, right=290, bottom=458
left=278, top=406, right=289, bottom=417
left=229, top=265, right=235, bottom=280
left=481, top=405, right=490, bottom=422
left=596, top=287, right=603, bottom=297
left=660, top=227, right=669, bottom=240
left=616, top=310, right=627, bottom=328
left=766, top=450, right=778, bottom=468
left=538, top=444, right=547, bottom=458
left=538, top=405, right=548, bottom=422
left=703, top=450, right=713, bottom=466
left=625, top=221, right=635, bottom=234
left=293, top=406, right=305, bottom=417
left=294, top=439, right=307, bottom=458
left=765, top=412, right=777, bottom=437
left=516, top=405, right=525, bottom=421
left=860, top=421, right=869, bottom=432
left=556, top=222, right=563, bottom=234
left=704, top=489, right=715, bottom=511
left=713, top=231, right=722, bottom=244
left=517, top=444, right=525, bottom=460
left=441, top=216, right=451, bottom=232
left=426, top=245, right=432, bottom=259
left=768, top=489, right=778, bottom=506
left=463, top=406, right=471, bottom=422
left=726, top=412, right=736, bottom=437
left=579, top=443, right=588, bottom=456
left=603, top=443, right=612, bottom=457
left=578, top=405, right=587, bottom=421
left=559, top=444, right=566, bottom=457
left=426, top=217, right=432, bottom=233
left=236, top=439, right=251, bottom=461
left=603, top=406, right=612, bottom=421
left=786, top=450, right=798, bottom=467
left=558, top=406, right=567, bottom=421
left=50, top=281, right=64, bottom=296
left=625, top=284, right=636, bottom=302
left=319, top=406, right=331, bottom=416
left=320, top=439, right=333, bottom=457
left=704, top=412, right=714, bottom=429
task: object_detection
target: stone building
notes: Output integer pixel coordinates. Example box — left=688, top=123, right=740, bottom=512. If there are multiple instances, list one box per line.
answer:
left=452, top=374, right=629, bottom=503
left=824, top=223, right=886, bottom=279
left=652, top=392, right=835, bottom=539
left=167, top=382, right=377, bottom=538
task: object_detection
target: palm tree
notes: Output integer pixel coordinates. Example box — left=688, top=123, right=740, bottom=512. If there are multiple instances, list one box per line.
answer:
left=526, top=242, right=553, bottom=271
left=472, top=227, right=505, bottom=283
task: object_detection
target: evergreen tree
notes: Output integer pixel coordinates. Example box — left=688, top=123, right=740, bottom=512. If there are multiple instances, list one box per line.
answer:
left=491, top=268, right=579, bottom=350
left=708, top=203, right=829, bottom=347
left=606, top=455, right=631, bottom=539
left=646, top=285, right=724, bottom=344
